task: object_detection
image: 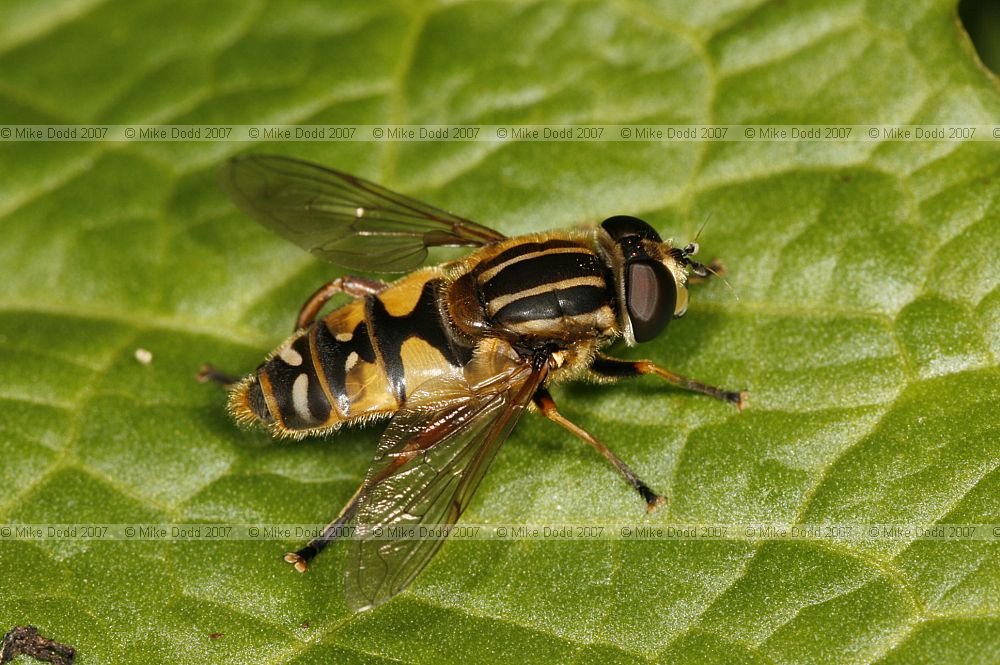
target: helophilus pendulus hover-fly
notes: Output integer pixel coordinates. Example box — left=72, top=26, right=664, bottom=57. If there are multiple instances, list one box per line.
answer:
left=201, top=154, right=748, bottom=612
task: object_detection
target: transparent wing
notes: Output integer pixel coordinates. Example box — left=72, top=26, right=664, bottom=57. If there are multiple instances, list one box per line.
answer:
left=346, top=340, right=547, bottom=611
left=219, top=154, right=506, bottom=272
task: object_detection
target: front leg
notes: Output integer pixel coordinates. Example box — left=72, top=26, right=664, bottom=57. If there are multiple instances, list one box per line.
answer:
left=591, top=355, right=747, bottom=410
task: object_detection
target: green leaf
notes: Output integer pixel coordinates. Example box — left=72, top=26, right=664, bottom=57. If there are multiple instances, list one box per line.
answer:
left=1, top=0, right=998, bottom=663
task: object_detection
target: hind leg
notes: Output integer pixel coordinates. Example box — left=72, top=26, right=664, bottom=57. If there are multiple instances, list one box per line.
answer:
left=296, top=276, right=387, bottom=329
left=196, top=364, right=240, bottom=387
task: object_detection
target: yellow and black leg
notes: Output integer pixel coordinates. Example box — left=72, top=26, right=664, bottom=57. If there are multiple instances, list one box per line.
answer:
left=591, top=355, right=747, bottom=410
left=296, top=275, right=387, bottom=329
left=533, top=387, right=665, bottom=512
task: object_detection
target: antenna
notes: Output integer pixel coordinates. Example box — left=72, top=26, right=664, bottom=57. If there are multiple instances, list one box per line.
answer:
left=700, top=260, right=740, bottom=303
left=678, top=211, right=739, bottom=301
left=693, top=211, right=712, bottom=244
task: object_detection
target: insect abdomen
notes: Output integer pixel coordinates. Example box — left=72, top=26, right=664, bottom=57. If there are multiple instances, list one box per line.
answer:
left=229, top=307, right=373, bottom=434
left=230, top=269, right=473, bottom=436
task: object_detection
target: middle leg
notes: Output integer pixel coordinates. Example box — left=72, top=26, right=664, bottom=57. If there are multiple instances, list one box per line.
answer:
left=533, top=387, right=665, bottom=512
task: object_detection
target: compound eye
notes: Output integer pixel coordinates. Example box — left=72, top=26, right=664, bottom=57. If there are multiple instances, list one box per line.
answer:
left=626, top=259, right=676, bottom=343
left=601, top=215, right=663, bottom=242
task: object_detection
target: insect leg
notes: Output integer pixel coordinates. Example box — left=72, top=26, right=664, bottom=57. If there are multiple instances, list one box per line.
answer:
left=196, top=364, right=240, bottom=387
left=591, top=355, right=747, bottom=410
left=296, top=275, right=387, bottom=329
left=533, top=387, right=665, bottom=512
left=284, top=482, right=366, bottom=572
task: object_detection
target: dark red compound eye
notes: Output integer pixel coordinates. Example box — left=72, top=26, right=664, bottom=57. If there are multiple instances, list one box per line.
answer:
left=601, top=216, right=676, bottom=343
left=625, top=259, right=676, bottom=343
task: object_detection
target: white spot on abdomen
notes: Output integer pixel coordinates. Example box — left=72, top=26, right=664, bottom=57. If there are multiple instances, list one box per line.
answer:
left=345, top=351, right=359, bottom=372
left=335, top=332, right=353, bottom=342
left=280, top=345, right=303, bottom=366
left=292, top=373, right=313, bottom=421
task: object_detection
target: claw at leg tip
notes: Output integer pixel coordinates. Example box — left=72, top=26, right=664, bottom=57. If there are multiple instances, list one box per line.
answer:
left=646, top=495, right=666, bottom=513
left=285, top=552, right=308, bottom=573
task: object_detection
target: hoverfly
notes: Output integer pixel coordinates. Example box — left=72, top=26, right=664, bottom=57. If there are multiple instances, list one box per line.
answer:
left=205, top=154, right=747, bottom=612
